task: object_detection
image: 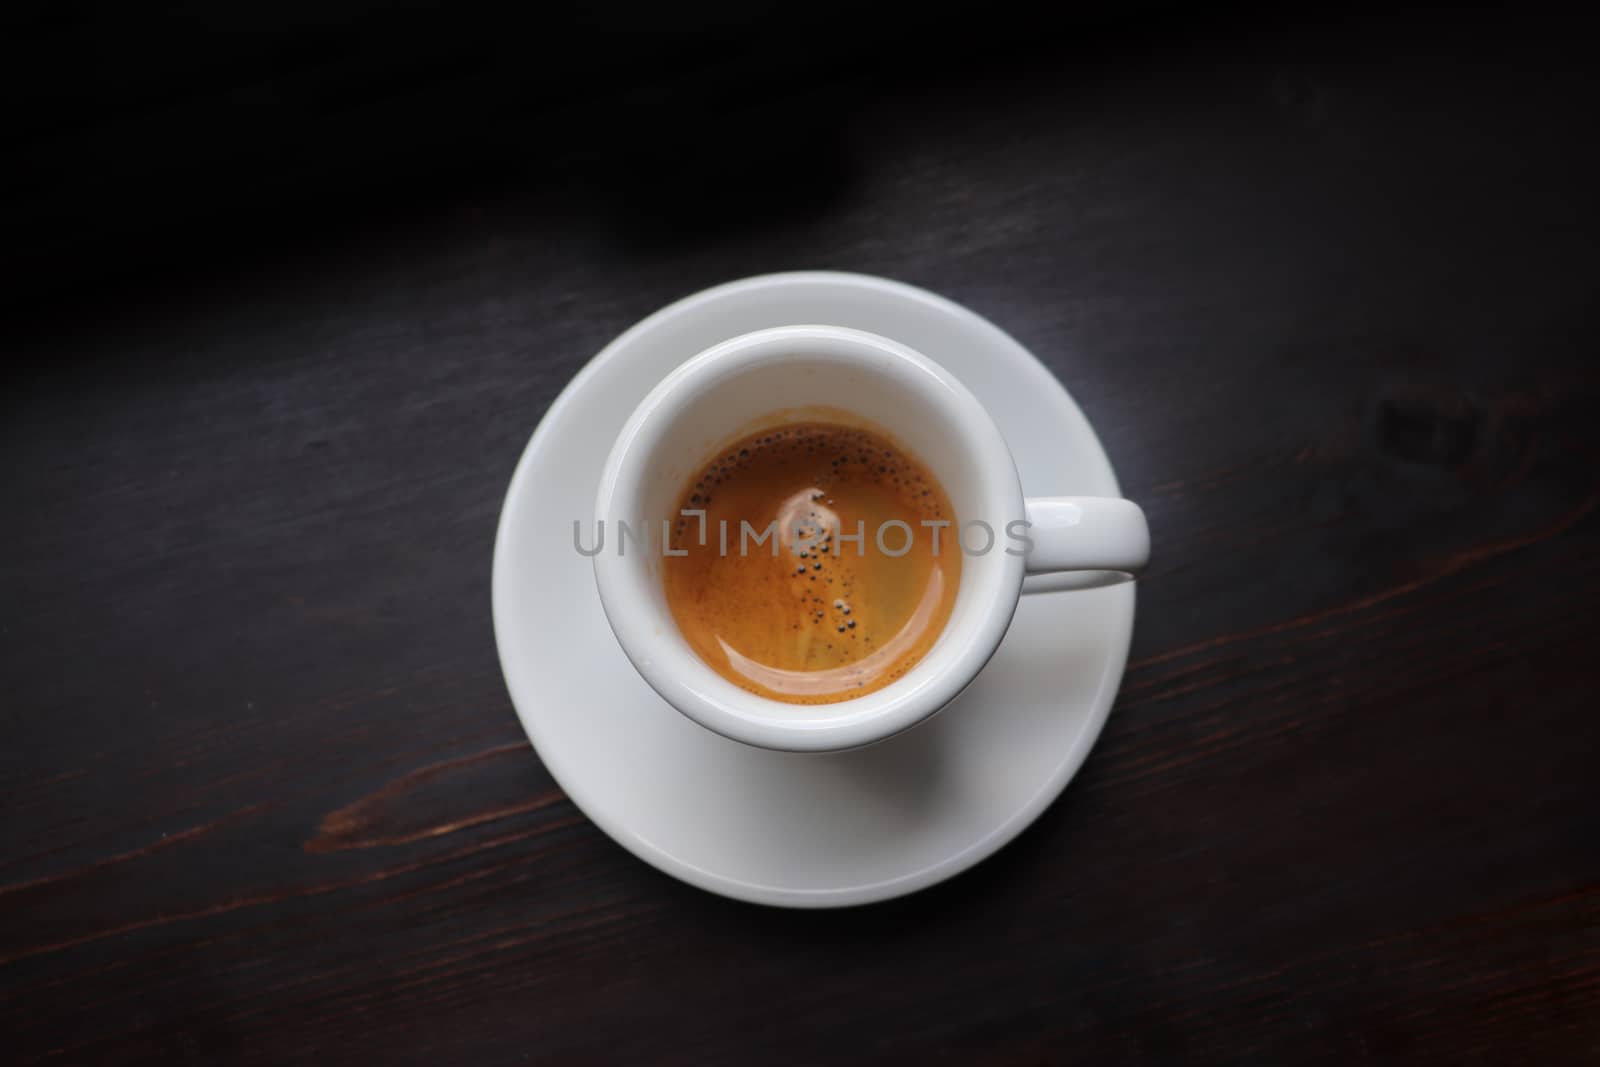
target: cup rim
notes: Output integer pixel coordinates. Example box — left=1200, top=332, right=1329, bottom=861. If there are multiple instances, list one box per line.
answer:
left=592, top=325, right=1026, bottom=751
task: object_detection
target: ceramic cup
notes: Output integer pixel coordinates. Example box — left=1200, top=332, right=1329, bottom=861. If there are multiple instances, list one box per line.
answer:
left=592, top=325, right=1149, bottom=752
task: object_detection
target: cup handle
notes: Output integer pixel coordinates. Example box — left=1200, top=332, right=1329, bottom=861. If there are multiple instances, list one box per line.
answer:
left=1019, top=497, right=1150, bottom=593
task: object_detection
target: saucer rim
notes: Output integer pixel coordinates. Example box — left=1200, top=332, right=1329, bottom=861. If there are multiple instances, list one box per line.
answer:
left=492, top=270, right=1134, bottom=907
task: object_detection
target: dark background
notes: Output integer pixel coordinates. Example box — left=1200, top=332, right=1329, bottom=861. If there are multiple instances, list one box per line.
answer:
left=3, top=4, right=1598, bottom=1063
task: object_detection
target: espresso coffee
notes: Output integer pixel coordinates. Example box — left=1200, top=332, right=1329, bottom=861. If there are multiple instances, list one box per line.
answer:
left=663, top=420, right=960, bottom=704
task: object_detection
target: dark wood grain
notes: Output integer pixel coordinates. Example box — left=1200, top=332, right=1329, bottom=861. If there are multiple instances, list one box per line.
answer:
left=4, top=10, right=1598, bottom=1065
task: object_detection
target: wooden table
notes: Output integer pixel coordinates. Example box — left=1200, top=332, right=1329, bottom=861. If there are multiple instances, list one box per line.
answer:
left=4, top=11, right=1596, bottom=1064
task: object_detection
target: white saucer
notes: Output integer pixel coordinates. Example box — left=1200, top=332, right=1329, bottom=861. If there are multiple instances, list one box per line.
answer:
left=492, top=272, right=1135, bottom=907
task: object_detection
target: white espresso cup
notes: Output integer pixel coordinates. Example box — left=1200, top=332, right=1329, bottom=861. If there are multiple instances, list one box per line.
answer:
left=593, top=325, right=1149, bottom=752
